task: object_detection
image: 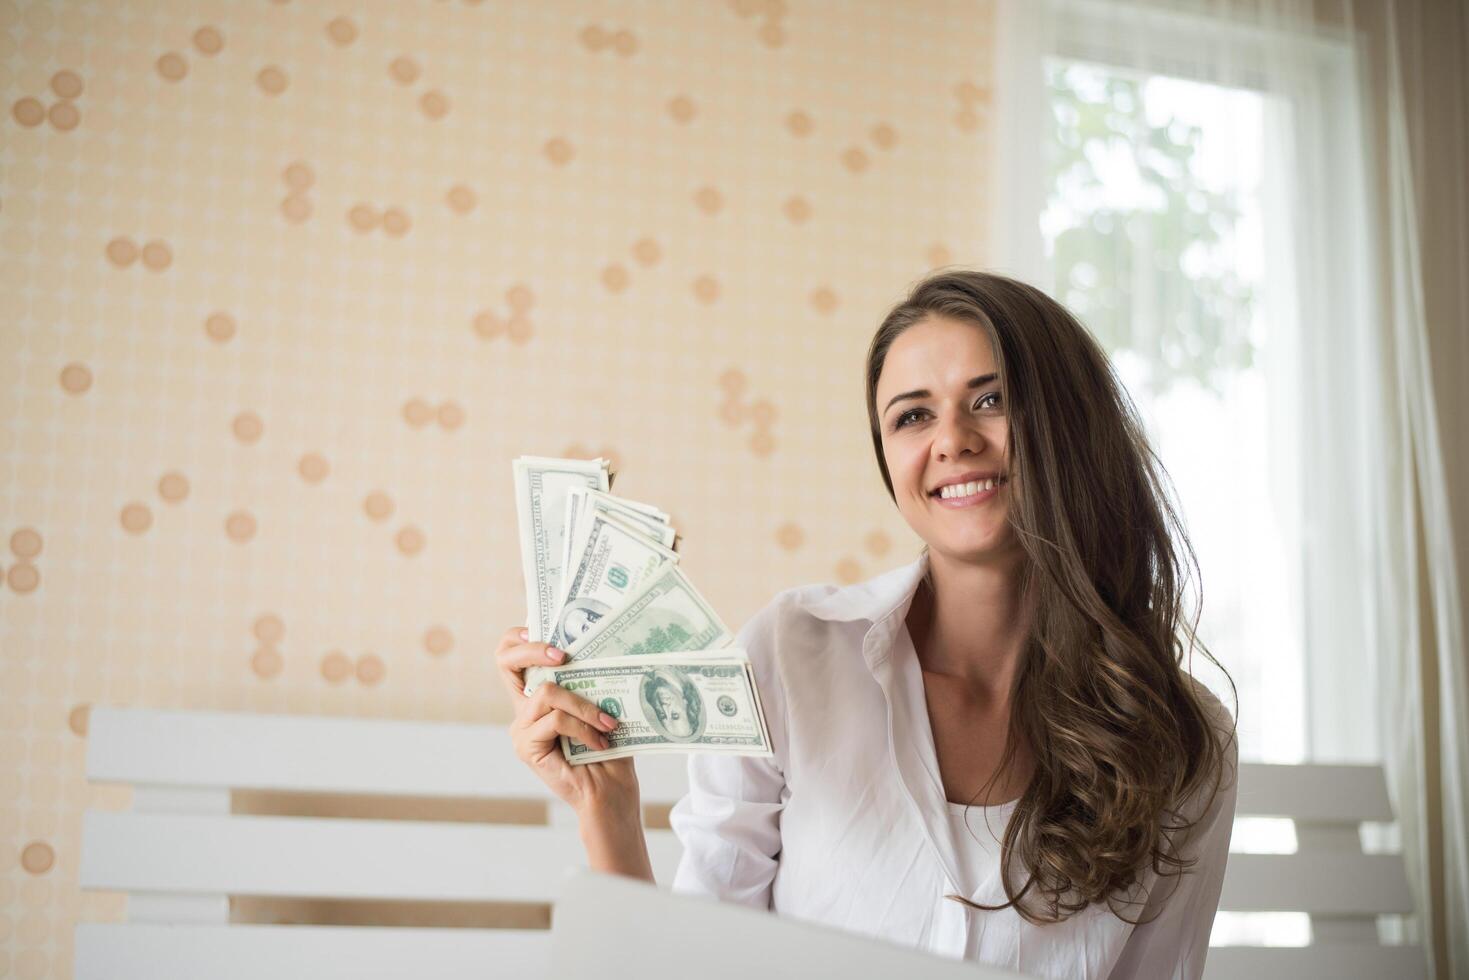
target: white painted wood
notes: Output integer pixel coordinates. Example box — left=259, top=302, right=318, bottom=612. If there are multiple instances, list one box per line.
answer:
left=1232, top=762, right=1392, bottom=822
left=1293, top=822, right=1365, bottom=851
left=74, top=923, right=548, bottom=980
left=80, top=811, right=683, bottom=902
left=132, top=785, right=229, bottom=814
left=1308, top=918, right=1380, bottom=942
left=75, top=707, right=1427, bottom=980
left=85, top=706, right=689, bottom=804
left=1203, top=943, right=1428, bottom=980
left=1218, top=853, right=1414, bottom=914
left=552, top=870, right=1031, bottom=980
left=126, top=892, right=228, bottom=924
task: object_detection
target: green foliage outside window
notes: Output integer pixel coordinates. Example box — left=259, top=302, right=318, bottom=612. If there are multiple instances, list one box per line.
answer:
left=1045, top=61, right=1257, bottom=400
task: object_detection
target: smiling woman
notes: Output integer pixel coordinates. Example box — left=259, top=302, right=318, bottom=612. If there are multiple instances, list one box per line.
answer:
left=500, top=268, right=1241, bottom=979
left=864, top=271, right=1237, bottom=933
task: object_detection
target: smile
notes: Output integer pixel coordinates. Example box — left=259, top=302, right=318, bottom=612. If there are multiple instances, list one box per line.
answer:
left=931, top=476, right=1006, bottom=508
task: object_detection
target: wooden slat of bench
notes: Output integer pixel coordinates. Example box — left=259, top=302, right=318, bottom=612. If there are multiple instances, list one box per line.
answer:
left=1233, top=762, right=1393, bottom=822
left=85, top=706, right=690, bottom=804
left=1218, top=853, right=1414, bottom=915
left=80, top=812, right=683, bottom=903
left=1204, top=943, right=1427, bottom=980
left=74, top=923, right=547, bottom=980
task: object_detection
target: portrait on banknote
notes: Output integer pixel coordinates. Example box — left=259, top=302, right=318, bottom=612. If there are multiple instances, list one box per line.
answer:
left=641, top=667, right=703, bottom=741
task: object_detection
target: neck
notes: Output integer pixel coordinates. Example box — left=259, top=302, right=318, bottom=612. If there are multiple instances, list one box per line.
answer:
left=909, top=547, right=1030, bottom=702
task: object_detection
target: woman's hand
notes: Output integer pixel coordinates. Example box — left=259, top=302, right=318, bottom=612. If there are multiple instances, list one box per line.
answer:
left=495, top=626, right=640, bottom=818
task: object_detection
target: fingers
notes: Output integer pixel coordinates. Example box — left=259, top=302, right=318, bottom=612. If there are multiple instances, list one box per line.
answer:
left=524, top=707, right=611, bottom=752
left=494, top=628, right=569, bottom=703
left=526, top=682, right=620, bottom=735
left=497, top=637, right=568, bottom=674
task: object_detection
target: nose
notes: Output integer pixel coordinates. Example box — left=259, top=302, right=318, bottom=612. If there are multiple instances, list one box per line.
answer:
left=932, top=407, right=986, bottom=461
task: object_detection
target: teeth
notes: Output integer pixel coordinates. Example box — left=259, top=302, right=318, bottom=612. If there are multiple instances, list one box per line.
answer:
left=938, top=477, right=1005, bottom=499
left=939, top=478, right=1003, bottom=499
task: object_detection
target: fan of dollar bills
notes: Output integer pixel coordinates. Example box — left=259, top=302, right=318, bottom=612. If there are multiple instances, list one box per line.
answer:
left=512, top=456, right=773, bottom=766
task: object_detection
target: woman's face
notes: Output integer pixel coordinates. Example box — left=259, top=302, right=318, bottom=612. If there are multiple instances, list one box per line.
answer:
left=875, top=315, right=1021, bottom=565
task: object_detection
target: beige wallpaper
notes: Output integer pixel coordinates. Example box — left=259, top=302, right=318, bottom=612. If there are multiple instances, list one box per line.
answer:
left=0, top=0, right=996, bottom=974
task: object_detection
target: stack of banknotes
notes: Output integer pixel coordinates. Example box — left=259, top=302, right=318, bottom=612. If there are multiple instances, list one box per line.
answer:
left=512, top=455, right=773, bottom=765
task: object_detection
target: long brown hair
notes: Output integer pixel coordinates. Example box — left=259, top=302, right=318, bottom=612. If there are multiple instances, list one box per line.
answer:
left=866, top=269, right=1238, bottom=925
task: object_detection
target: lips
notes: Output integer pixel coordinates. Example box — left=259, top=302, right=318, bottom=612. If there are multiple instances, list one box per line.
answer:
left=929, top=472, right=1007, bottom=496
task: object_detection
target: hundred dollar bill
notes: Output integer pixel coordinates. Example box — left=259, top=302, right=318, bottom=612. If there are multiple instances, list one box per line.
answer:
left=513, top=456, right=610, bottom=642
left=546, top=510, right=679, bottom=651
left=525, top=561, right=733, bottom=693
left=549, top=651, right=773, bottom=764
left=567, top=561, right=730, bottom=660
left=561, top=487, right=675, bottom=582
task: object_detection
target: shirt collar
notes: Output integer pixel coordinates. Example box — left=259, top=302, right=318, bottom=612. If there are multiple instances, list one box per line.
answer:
left=800, top=548, right=931, bottom=626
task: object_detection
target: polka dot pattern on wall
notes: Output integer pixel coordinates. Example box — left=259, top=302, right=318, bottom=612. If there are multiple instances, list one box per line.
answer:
left=257, top=66, right=289, bottom=96
left=784, top=109, right=814, bottom=137
left=953, top=79, right=990, bottom=132
left=544, top=137, right=575, bottom=166
left=716, top=368, right=777, bottom=457
left=325, top=17, right=358, bottom=47
left=232, top=411, right=264, bottom=444
left=119, top=503, right=152, bottom=535
left=59, top=363, right=91, bottom=395
left=298, top=453, right=330, bottom=483
left=667, top=94, right=697, bottom=124
left=357, top=653, right=386, bottom=685
left=446, top=184, right=476, bottom=214
left=225, top=510, right=258, bottom=543
left=729, top=0, right=789, bottom=48
left=389, top=56, right=422, bottom=85
left=364, top=492, right=394, bottom=522
left=396, top=525, right=426, bottom=556
left=601, top=263, right=631, bottom=293
left=157, top=52, right=188, bottom=82
left=835, top=556, right=864, bottom=584
left=320, top=650, right=353, bottom=683
left=927, top=243, right=954, bottom=268
left=204, top=311, right=237, bottom=343
left=693, top=186, right=724, bottom=215
left=579, top=24, right=639, bottom=57
left=157, top=471, right=190, bottom=503
left=692, top=274, right=721, bottom=305
left=0, top=0, right=997, bottom=960
left=281, top=161, right=315, bottom=224
left=193, top=25, right=225, bottom=55
left=631, top=238, right=661, bottom=266
left=104, top=237, right=172, bottom=271
left=423, top=625, right=454, bottom=656
left=19, top=842, right=54, bottom=875
left=782, top=195, right=812, bottom=224
left=775, top=522, right=804, bottom=551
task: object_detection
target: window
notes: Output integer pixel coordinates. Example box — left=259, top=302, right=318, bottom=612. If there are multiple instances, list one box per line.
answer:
left=1034, top=9, right=1379, bottom=944
left=1041, top=60, right=1304, bottom=767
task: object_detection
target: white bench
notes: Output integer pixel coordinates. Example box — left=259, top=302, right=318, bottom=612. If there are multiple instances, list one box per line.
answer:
left=74, top=706, right=1426, bottom=979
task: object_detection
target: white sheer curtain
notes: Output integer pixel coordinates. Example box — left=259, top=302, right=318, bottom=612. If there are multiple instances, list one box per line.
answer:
left=990, top=0, right=1468, bottom=975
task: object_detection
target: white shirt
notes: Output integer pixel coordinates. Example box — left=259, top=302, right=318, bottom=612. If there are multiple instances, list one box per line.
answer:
left=669, top=550, right=1238, bottom=979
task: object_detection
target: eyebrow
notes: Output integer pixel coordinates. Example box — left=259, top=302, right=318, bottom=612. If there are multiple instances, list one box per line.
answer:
left=883, top=374, right=998, bottom=416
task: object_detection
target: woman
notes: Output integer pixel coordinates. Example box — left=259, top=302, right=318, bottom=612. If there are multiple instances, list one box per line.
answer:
left=496, top=270, right=1239, bottom=979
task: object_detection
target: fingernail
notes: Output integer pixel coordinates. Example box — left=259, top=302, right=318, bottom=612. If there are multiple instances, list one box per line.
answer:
left=547, top=647, right=565, bottom=663
left=599, top=712, right=618, bottom=730
left=597, top=735, right=610, bottom=750
left=518, top=628, right=528, bottom=641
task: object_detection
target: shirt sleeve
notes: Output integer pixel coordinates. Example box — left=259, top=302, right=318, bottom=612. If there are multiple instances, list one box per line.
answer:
left=666, top=595, right=792, bottom=910
left=1106, top=689, right=1240, bottom=980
